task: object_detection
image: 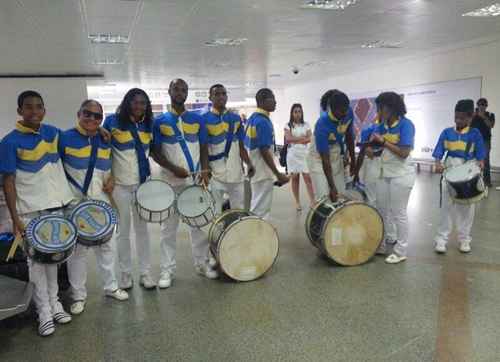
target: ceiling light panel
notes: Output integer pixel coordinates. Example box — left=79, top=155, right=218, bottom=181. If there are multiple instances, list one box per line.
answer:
left=89, top=33, right=130, bottom=44
left=361, top=40, right=403, bottom=49
left=204, top=38, right=248, bottom=47
left=462, top=3, right=500, bottom=17
left=300, top=0, right=357, bottom=10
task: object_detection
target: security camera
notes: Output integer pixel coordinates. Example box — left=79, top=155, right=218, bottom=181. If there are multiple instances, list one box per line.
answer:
left=292, top=66, right=299, bottom=75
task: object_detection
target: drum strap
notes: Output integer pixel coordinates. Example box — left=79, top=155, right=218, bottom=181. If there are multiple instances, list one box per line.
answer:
left=209, top=114, right=235, bottom=162
left=65, top=136, right=99, bottom=196
left=171, top=116, right=199, bottom=176
left=128, top=124, right=151, bottom=184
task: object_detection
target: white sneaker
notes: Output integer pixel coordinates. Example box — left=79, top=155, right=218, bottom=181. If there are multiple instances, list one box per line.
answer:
left=38, top=318, right=55, bottom=337
left=105, top=289, right=129, bottom=301
left=52, top=302, right=72, bottom=324
left=120, top=273, right=133, bottom=290
left=139, top=274, right=157, bottom=289
left=70, top=301, right=86, bottom=315
left=158, top=272, right=172, bottom=289
left=459, top=242, right=471, bottom=253
left=195, top=264, right=219, bottom=279
left=435, top=244, right=447, bottom=254
left=385, top=253, right=407, bottom=264
left=208, top=256, right=218, bottom=268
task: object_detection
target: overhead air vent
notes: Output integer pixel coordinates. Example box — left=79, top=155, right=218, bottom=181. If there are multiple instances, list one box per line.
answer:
left=300, top=0, right=357, bottom=10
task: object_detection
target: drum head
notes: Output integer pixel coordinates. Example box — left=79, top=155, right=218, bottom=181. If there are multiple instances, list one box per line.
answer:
left=70, top=200, right=117, bottom=240
left=177, top=186, right=213, bottom=218
left=136, top=180, right=175, bottom=212
left=25, top=215, right=77, bottom=253
left=323, top=202, right=383, bottom=266
left=445, top=162, right=480, bottom=183
left=218, top=217, right=279, bottom=281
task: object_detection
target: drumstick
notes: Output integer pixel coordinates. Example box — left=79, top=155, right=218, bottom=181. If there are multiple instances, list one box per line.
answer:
left=6, top=232, right=23, bottom=262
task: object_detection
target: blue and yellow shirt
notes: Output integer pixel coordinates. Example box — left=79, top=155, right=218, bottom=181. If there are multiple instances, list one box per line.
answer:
left=433, top=126, right=485, bottom=163
left=152, top=110, right=208, bottom=186
left=0, top=122, right=73, bottom=214
left=59, top=125, right=112, bottom=202
left=244, top=109, right=275, bottom=183
left=102, top=114, right=152, bottom=186
left=202, top=108, right=245, bottom=183
left=373, top=116, right=415, bottom=178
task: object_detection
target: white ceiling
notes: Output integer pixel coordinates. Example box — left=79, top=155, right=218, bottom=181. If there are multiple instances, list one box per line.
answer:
left=1, top=0, right=500, bottom=94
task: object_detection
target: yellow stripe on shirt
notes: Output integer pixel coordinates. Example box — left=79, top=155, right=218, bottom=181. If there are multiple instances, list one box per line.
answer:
left=383, top=133, right=400, bottom=144
left=207, top=123, right=229, bottom=136
left=111, top=128, right=151, bottom=145
left=17, top=137, right=58, bottom=161
left=444, top=140, right=475, bottom=153
left=65, top=145, right=110, bottom=159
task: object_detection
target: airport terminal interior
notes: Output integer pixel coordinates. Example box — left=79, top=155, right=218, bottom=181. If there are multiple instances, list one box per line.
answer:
left=1, top=1, right=500, bottom=361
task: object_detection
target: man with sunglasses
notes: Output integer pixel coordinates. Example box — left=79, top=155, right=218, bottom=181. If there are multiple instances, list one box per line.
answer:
left=471, top=98, right=495, bottom=187
left=59, top=100, right=129, bottom=316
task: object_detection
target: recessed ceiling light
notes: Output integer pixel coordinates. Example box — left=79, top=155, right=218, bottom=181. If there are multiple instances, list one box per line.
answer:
left=204, top=38, right=248, bottom=47
left=94, top=58, right=125, bottom=65
left=304, top=60, right=330, bottom=67
left=89, top=33, right=130, bottom=44
left=300, top=0, right=357, bottom=10
left=463, top=3, right=500, bottom=17
left=361, top=40, right=402, bottom=49
left=269, top=74, right=282, bottom=78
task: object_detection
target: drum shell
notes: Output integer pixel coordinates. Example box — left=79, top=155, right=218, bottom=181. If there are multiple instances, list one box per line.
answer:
left=135, top=180, right=176, bottom=223
left=305, top=198, right=384, bottom=266
left=177, top=185, right=216, bottom=228
left=444, top=162, right=485, bottom=204
left=208, top=210, right=279, bottom=281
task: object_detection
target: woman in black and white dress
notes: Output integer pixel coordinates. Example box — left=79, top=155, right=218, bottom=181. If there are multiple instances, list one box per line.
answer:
left=284, top=103, right=315, bottom=210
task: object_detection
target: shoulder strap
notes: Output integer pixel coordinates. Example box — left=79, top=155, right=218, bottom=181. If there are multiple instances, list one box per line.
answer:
left=128, top=123, right=151, bottom=184
left=65, top=136, right=99, bottom=196
left=171, top=115, right=197, bottom=174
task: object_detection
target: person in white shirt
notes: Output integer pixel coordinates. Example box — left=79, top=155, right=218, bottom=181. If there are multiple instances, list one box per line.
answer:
left=369, top=92, right=416, bottom=264
left=244, top=89, right=289, bottom=220
left=151, top=79, right=218, bottom=289
left=202, top=84, right=255, bottom=212
left=60, top=100, right=129, bottom=316
left=284, top=103, right=315, bottom=211
left=103, top=88, right=156, bottom=290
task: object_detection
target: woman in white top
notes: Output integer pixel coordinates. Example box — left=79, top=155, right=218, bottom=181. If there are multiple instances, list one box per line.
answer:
left=284, top=103, right=315, bottom=211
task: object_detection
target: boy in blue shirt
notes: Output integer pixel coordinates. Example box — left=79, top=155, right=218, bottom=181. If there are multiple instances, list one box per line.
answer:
left=1, top=91, right=74, bottom=336
left=433, top=99, right=486, bottom=254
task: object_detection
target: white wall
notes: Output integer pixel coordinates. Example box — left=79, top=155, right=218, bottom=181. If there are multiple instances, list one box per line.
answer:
left=0, top=78, right=88, bottom=137
left=274, top=39, right=500, bottom=167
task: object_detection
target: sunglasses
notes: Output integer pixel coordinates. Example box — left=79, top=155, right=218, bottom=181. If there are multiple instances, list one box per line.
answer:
left=81, top=109, right=103, bottom=120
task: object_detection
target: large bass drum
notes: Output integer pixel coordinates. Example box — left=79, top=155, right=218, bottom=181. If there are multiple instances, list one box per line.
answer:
left=208, top=210, right=279, bottom=281
left=305, top=197, right=383, bottom=266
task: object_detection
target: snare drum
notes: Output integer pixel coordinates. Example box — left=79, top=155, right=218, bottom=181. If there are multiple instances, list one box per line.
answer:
left=208, top=210, right=279, bottom=281
left=444, top=161, right=486, bottom=204
left=135, top=179, right=176, bottom=223
left=305, top=197, right=384, bottom=266
left=177, top=185, right=216, bottom=228
left=24, top=214, right=77, bottom=264
left=69, top=200, right=117, bottom=247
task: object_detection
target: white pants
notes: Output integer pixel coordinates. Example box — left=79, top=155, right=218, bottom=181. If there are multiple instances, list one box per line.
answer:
left=211, top=179, right=245, bottom=213
left=21, top=211, right=62, bottom=321
left=113, top=184, right=152, bottom=276
left=67, top=242, right=118, bottom=301
left=250, top=179, right=274, bottom=221
left=435, top=182, right=475, bottom=246
left=310, top=171, right=346, bottom=201
left=365, top=180, right=397, bottom=241
left=160, top=184, right=210, bottom=275
left=375, top=174, right=415, bottom=256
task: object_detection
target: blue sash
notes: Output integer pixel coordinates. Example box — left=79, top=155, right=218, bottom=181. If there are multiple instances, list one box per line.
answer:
left=209, top=114, right=235, bottom=162
left=65, top=136, right=99, bottom=196
left=128, top=124, right=151, bottom=183
left=171, top=116, right=198, bottom=174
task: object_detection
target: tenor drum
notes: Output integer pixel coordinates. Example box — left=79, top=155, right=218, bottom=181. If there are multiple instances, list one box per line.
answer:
left=208, top=210, right=279, bottom=281
left=305, top=197, right=383, bottom=266
left=69, top=199, right=117, bottom=247
left=135, top=179, right=176, bottom=223
left=444, top=161, right=486, bottom=204
left=177, top=185, right=216, bottom=228
left=24, top=214, right=77, bottom=264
